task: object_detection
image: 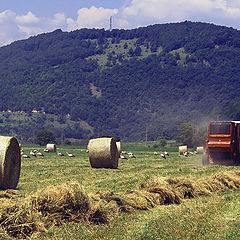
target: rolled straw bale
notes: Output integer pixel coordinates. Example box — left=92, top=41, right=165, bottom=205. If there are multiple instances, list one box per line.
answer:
left=88, top=137, right=119, bottom=169
left=46, top=143, right=56, bottom=153
left=196, top=146, right=204, bottom=154
left=0, top=136, right=21, bottom=189
left=179, top=145, right=188, bottom=155
left=116, top=142, right=121, bottom=158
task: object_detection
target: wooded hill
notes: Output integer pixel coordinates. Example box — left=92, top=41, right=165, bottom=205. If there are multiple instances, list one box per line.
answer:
left=0, top=21, right=240, bottom=142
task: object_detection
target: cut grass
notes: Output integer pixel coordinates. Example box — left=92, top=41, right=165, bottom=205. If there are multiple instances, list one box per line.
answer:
left=0, top=144, right=239, bottom=239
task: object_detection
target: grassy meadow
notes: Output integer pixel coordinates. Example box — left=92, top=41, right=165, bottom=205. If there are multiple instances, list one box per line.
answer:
left=4, top=143, right=240, bottom=239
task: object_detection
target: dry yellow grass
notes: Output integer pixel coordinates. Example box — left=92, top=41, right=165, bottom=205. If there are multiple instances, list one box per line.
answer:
left=0, top=170, right=239, bottom=239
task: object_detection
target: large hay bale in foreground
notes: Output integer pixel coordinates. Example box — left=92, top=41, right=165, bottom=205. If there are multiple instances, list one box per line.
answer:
left=46, top=144, right=56, bottom=153
left=116, top=142, right=121, bottom=158
left=88, top=138, right=119, bottom=169
left=0, top=136, right=21, bottom=189
left=179, top=145, right=187, bottom=155
left=196, top=146, right=204, bottom=154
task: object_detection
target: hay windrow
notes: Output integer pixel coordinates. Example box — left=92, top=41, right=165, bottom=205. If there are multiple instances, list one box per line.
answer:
left=30, top=181, right=91, bottom=225
left=0, top=171, right=239, bottom=239
left=0, top=200, right=45, bottom=239
left=214, top=171, right=240, bottom=189
left=0, top=189, right=21, bottom=199
left=88, top=197, right=120, bottom=224
left=98, top=190, right=158, bottom=212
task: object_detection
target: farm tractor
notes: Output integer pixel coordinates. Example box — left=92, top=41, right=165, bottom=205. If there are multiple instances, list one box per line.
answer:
left=203, top=121, right=240, bottom=165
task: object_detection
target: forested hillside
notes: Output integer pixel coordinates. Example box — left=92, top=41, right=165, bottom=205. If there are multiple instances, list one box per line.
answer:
left=0, top=21, right=240, bottom=142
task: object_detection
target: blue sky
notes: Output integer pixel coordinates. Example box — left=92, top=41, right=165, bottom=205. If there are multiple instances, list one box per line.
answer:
left=1, top=0, right=240, bottom=47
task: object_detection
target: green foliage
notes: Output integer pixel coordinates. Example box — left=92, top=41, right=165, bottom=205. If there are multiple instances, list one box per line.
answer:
left=157, top=136, right=167, bottom=147
left=35, top=130, right=56, bottom=146
left=177, top=123, right=208, bottom=147
left=64, top=139, right=72, bottom=145
left=0, top=22, right=239, bottom=141
left=177, top=123, right=196, bottom=148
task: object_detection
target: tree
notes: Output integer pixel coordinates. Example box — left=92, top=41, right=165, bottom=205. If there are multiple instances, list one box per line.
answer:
left=177, top=123, right=207, bottom=148
left=177, top=123, right=196, bottom=148
left=134, top=46, right=142, bottom=56
left=35, top=130, right=56, bottom=146
left=157, top=136, right=167, bottom=147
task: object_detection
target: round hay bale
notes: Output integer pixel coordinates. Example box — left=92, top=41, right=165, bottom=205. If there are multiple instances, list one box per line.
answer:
left=196, top=146, right=204, bottom=154
left=46, top=144, right=56, bottom=153
left=116, top=142, right=121, bottom=158
left=0, top=136, right=21, bottom=189
left=179, top=145, right=188, bottom=155
left=88, top=138, right=119, bottom=169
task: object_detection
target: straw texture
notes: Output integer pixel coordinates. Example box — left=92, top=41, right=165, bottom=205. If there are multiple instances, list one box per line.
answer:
left=179, top=145, right=187, bottom=155
left=46, top=144, right=56, bottom=153
left=196, top=146, right=204, bottom=154
left=116, top=142, right=121, bottom=158
left=0, top=136, right=21, bottom=190
left=88, top=137, right=119, bottom=169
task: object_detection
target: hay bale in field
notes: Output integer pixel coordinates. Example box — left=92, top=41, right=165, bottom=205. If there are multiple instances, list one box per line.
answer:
left=46, top=143, right=56, bottom=153
left=196, top=146, right=204, bottom=154
left=116, top=142, right=121, bottom=158
left=0, top=136, right=21, bottom=190
left=179, top=145, right=188, bottom=155
left=88, top=137, right=119, bottom=169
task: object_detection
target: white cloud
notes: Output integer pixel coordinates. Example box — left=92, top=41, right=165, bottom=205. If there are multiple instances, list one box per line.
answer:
left=50, top=13, right=67, bottom=28
left=0, top=6, right=120, bottom=47
left=16, top=11, right=39, bottom=24
left=0, top=10, right=25, bottom=46
left=1, top=1, right=240, bottom=47
left=18, top=25, right=43, bottom=36
left=0, top=10, right=16, bottom=23
left=74, top=6, right=118, bottom=29
left=122, top=0, right=214, bottom=20
left=66, top=17, right=78, bottom=30
left=121, top=0, right=240, bottom=24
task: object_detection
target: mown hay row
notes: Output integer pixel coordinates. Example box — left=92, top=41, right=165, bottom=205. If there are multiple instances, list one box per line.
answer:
left=0, top=199, right=45, bottom=239
left=0, top=171, right=239, bottom=239
left=100, top=171, right=240, bottom=212
left=30, top=182, right=91, bottom=225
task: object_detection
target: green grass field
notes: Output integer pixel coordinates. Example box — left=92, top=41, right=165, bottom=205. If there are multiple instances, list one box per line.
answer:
left=4, top=143, right=240, bottom=239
